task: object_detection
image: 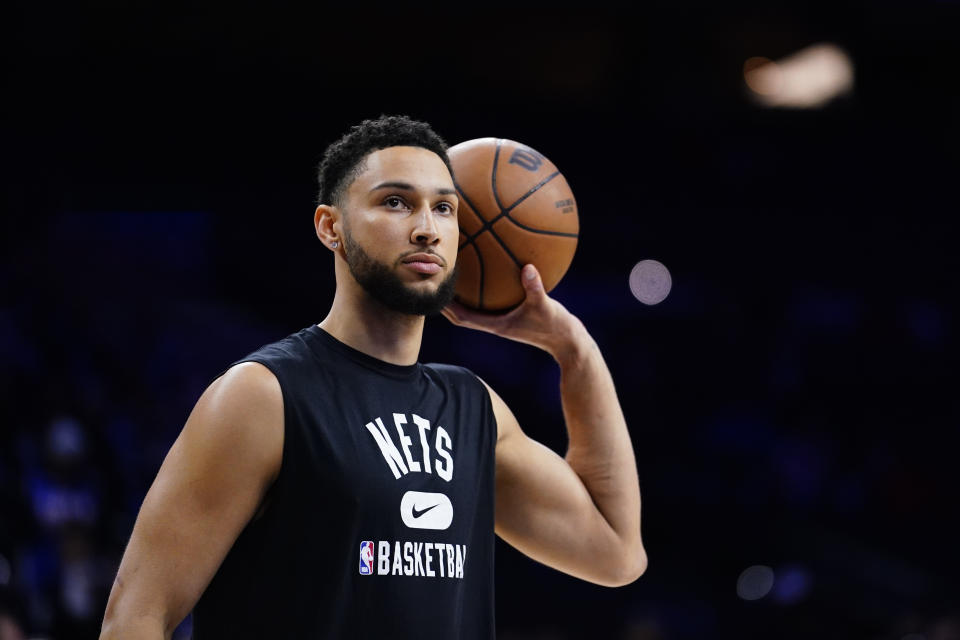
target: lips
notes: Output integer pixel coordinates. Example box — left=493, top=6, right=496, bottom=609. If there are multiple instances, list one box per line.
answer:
left=402, top=253, right=443, bottom=266
left=401, top=253, right=444, bottom=275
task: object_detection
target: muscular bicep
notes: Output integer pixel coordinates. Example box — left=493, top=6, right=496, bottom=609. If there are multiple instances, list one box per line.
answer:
left=486, top=382, right=627, bottom=587
left=101, top=362, right=284, bottom=637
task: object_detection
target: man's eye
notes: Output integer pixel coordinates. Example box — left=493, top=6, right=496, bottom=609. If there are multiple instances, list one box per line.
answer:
left=385, top=196, right=406, bottom=209
left=436, top=202, right=454, bottom=215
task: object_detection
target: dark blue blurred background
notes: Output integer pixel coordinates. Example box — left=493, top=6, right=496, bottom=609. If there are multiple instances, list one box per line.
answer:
left=2, top=2, right=958, bottom=639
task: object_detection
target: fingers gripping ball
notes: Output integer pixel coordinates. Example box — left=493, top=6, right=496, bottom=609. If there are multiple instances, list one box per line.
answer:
left=449, top=138, right=579, bottom=311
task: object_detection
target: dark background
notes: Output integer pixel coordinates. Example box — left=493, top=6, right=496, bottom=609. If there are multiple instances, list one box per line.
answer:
left=2, top=2, right=958, bottom=639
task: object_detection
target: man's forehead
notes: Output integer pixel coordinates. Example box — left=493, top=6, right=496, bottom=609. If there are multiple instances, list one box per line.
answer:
left=352, top=146, right=453, bottom=190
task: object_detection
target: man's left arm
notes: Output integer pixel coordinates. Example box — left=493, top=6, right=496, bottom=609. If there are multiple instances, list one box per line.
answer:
left=442, top=265, right=647, bottom=587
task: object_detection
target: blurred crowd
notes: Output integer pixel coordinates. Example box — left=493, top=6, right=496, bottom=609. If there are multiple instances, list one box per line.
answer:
left=0, top=211, right=285, bottom=638
left=0, top=293, right=259, bottom=639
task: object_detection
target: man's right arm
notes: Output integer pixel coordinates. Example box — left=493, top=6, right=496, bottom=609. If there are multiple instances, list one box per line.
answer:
left=100, top=361, right=284, bottom=639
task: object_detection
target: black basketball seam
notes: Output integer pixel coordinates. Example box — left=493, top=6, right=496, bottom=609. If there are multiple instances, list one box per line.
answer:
left=460, top=170, right=562, bottom=246
left=502, top=216, right=580, bottom=238
left=462, top=209, right=507, bottom=247
left=456, top=171, right=525, bottom=271
left=453, top=179, right=487, bottom=249
left=491, top=138, right=506, bottom=211
left=453, top=141, right=507, bottom=246
left=452, top=181, right=488, bottom=308
left=504, top=171, right=560, bottom=212
left=486, top=226, right=524, bottom=271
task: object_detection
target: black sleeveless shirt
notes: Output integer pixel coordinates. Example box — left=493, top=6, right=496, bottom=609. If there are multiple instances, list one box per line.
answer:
left=192, top=325, right=497, bottom=639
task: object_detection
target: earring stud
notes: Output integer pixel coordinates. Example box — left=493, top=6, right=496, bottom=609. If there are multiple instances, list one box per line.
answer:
left=331, top=241, right=339, bottom=248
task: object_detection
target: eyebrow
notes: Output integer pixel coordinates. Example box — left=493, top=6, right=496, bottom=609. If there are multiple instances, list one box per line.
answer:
left=370, top=181, right=457, bottom=196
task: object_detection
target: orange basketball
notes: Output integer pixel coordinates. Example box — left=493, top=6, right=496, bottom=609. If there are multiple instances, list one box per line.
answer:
left=449, top=138, right=579, bottom=311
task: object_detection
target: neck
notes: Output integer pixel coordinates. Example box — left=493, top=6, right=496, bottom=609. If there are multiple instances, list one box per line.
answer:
left=319, top=279, right=425, bottom=367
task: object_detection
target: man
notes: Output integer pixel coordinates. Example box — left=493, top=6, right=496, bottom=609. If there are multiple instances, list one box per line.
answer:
left=100, top=115, right=646, bottom=639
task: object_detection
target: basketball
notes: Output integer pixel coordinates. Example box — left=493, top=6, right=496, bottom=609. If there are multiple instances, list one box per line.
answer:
left=448, top=138, right=579, bottom=311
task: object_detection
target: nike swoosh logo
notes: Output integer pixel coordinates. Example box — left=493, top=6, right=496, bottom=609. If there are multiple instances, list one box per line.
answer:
left=412, top=503, right=440, bottom=518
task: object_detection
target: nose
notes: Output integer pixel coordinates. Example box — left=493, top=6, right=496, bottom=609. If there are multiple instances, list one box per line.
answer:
left=410, top=204, right=440, bottom=246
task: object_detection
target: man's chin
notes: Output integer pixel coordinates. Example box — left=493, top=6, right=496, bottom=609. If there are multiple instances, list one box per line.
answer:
left=395, top=266, right=455, bottom=292
left=398, top=277, right=443, bottom=293
left=345, top=243, right=458, bottom=315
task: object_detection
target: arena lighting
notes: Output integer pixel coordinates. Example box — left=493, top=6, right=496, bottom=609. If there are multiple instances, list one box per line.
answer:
left=629, top=259, right=672, bottom=305
left=771, top=565, right=813, bottom=604
left=744, top=43, right=853, bottom=108
left=736, top=565, right=775, bottom=601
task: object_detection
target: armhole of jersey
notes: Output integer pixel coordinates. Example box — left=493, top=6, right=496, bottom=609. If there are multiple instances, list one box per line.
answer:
left=425, top=362, right=499, bottom=455
left=226, top=357, right=290, bottom=524
left=469, top=370, right=498, bottom=459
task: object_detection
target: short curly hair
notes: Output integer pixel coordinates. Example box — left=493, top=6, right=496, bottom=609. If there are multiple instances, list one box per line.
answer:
left=316, top=115, right=452, bottom=207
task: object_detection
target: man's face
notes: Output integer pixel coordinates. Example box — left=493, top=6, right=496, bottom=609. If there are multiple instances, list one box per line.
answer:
left=338, top=146, right=460, bottom=316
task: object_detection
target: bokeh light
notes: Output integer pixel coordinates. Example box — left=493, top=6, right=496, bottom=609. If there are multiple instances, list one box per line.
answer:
left=629, top=260, right=672, bottom=305
left=771, top=565, right=813, bottom=604
left=744, top=43, right=853, bottom=108
left=743, top=57, right=781, bottom=95
left=737, top=565, right=775, bottom=601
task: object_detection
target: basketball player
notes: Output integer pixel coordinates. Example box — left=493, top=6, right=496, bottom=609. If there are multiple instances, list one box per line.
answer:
left=100, top=116, right=646, bottom=639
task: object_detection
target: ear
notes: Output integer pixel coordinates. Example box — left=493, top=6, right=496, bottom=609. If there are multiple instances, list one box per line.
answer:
left=314, top=204, right=343, bottom=252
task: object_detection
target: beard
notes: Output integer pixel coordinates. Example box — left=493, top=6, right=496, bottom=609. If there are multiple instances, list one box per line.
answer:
left=342, top=229, right=459, bottom=316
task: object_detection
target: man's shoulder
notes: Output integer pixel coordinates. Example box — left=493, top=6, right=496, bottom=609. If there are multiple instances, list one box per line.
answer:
left=213, top=361, right=283, bottom=403
left=244, top=326, right=316, bottom=363
left=422, top=362, right=486, bottom=391
left=423, top=361, right=474, bottom=377
left=213, top=326, right=318, bottom=387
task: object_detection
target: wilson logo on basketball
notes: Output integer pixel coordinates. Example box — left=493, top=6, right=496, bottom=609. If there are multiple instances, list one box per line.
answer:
left=508, top=147, right=544, bottom=171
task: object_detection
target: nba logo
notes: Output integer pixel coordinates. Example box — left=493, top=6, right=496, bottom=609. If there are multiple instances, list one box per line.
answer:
left=359, top=541, right=374, bottom=575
